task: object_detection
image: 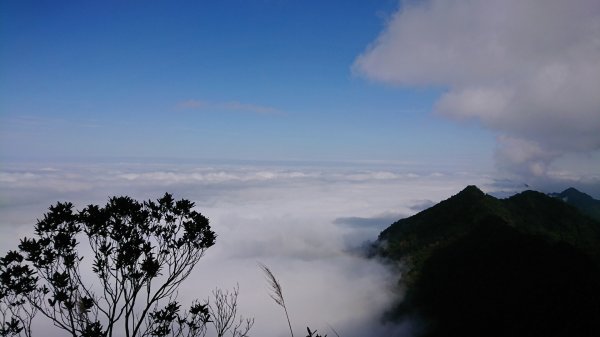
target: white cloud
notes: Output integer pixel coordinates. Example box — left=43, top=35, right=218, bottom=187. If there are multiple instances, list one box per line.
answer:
left=494, top=135, right=560, bottom=177
left=354, top=0, right=600, bottom=178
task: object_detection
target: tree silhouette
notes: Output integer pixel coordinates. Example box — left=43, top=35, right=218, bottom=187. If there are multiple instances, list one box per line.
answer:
left=0, top=193, right=241, bottom=337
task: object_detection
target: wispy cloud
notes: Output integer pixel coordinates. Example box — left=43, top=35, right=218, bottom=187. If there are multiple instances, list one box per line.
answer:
left=175, top=99, right=284, bottom=115
left=333, top=213, right=406, bottom=229
left=176, top=99, right=206, bottom=110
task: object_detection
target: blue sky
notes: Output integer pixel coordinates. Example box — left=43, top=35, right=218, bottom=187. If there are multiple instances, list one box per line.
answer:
left=0, top=0, right=495, bottom=168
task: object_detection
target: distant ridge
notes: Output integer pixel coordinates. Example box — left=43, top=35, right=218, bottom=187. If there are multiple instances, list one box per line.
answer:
left=549, top=187, right=600, bottom=221
left=378, top=185, right=600, bottom=337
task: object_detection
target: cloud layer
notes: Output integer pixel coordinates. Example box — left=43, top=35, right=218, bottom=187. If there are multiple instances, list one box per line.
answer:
left=0, top=162, right=491, bottom=337
left=355, top=0, right=600, bottom=178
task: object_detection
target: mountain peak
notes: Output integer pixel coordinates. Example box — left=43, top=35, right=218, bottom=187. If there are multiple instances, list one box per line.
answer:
left=564, top=187, right=581, bottom=194
left=550, top=187, right=600, bottom=221
left=458, top=185, right=484, bottom=195
left=561, top=187, right=592, bottom=199
left=455, top=185, right=485, bottom=199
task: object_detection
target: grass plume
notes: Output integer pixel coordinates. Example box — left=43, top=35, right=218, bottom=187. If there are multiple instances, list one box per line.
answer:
left=258, top=262, right=294, bottom=337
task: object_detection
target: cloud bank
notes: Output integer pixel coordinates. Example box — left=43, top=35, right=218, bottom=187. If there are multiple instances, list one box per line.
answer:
left=0, top=162, right=491, bottom=337
left=355, top=0, right=600, bottom=179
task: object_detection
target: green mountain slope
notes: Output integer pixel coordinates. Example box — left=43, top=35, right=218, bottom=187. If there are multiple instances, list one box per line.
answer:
left=378, top=186, right=600, bottom=337
left=549, top=187, right=600, bottom=221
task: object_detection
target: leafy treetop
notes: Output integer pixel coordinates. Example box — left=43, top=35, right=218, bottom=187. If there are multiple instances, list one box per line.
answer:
left=1, top=193, right=221, bottom=337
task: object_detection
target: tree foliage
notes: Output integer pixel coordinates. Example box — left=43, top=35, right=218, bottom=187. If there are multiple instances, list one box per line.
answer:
left=0, top=193, right=239, bottom=337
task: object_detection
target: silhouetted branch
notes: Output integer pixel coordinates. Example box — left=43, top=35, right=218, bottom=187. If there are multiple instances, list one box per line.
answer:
left=208, top=285, right=254, bottom=337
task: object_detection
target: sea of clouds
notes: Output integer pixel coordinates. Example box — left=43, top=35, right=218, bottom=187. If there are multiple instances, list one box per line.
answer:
left=0, top=160, right=501, bottom=337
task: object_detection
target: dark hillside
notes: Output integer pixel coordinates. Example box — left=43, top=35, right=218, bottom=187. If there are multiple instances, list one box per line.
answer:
left=505, top=190, right=600, bottom=260
left=378, top=186, right=600, bottom=337
left=378, top=186, right=506, bottom=284
left=549, top=187, right=600, bottom=221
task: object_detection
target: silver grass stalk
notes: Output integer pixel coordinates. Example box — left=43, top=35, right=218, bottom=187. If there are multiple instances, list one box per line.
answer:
left=258, top=262, right=294, bottom=337
left=327, top=323, right=341, bottom=337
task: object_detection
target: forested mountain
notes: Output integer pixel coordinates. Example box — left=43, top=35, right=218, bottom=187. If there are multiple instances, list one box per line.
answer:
left=549, top=187, right=600, bottom=221
left=377, top=186, right=600, bottom=337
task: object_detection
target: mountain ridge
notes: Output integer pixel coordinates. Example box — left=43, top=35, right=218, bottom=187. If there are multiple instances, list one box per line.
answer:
left=549, top=187, right=600, bottom=221
left=377, top=185, right=600, bottom=337
left=379, top=185, right=600, bottom=265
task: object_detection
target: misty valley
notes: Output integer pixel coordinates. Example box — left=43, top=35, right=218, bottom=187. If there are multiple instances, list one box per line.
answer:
left=2, top=182, right=600, bottom=337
